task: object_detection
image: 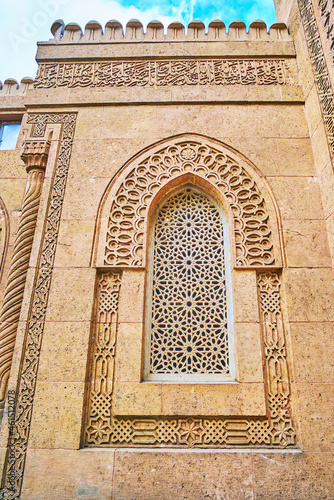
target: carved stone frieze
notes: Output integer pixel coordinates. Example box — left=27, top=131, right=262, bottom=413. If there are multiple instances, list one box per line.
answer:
left=298, top=0, right=334, bottom=160
left=318, top=0, right=334, bottom=54
left=34, top=59, right=292, bottom=89
left=0, top=113, right=77, bottom=499
left=84, top=270, right=296, bottom=448
left=105, top=138, right=275, bottom=267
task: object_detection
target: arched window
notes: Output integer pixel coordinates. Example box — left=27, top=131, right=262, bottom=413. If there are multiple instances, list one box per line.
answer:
left=144, top=185, right=235, bottom=382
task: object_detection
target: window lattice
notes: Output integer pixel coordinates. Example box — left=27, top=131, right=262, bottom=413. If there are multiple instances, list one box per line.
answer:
left=149, top=188, right=230, bottom=376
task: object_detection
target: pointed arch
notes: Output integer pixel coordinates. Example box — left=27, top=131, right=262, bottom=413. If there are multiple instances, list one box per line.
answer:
left=93, top=134, right=283, bottom=268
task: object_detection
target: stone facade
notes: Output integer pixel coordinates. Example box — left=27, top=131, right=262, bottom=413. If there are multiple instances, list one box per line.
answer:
left=0, top=2, right=333, bottom=498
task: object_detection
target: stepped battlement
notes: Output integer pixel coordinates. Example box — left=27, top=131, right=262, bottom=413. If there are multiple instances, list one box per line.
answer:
left=48, top=18, right=291, bottom=43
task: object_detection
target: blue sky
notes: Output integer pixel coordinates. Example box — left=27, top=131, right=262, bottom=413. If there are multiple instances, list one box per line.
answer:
left=0, top=0, right=276, bottom=83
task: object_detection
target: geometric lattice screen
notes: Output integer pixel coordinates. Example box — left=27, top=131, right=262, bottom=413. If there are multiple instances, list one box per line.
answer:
left=147, top=188, right=231, bottom=378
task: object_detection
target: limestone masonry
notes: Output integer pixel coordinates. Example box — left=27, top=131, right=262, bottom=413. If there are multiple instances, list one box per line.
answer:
left=0, top=0, right=333, bottom=497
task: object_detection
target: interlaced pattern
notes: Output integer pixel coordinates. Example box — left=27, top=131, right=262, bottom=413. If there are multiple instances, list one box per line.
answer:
left=105, top=139, right=275, bottom=267
left=149, top=189, right=229, bottom=375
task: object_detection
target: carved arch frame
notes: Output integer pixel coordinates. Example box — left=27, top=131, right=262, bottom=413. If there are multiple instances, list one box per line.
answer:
left=93, top=133, right=283, bottom=270
left=85, top=134, right=296, bottom=448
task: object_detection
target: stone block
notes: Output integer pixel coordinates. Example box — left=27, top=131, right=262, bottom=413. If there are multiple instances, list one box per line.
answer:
left=284, top=268, right=334, bottom=322
left=22, top=449, right=115, bottom=499
left=38, top=321, right=91, bottom=382
left=253, top=452, right=334, bottom=499
left=113, top=382, right=162, bottom=415
left=68, top=138, right=140, bottom=179
left=115, top=322, right=143, bottom=383
left=275, top=138, right=315, bottom=176
left=233, top=270, right=260, bottom=323
left=289, top=322, right=334, bottom=383
left=283, top=219, right=332, bottom=268
left=311, top=125, right=332, bottom=177
left=295, top=383, right=334, bottom=452
left=0, top=178, right=26, bottom=212
left=46, top=268, right=96, bottom=322
left=29, top=381, right=85, bottom=449
left=61, top=176, right=109, bottom=220
left=118, top=270, right=145, bottom=323
left=326, top=211, right=334, bottom=267
left=112, top=450, right=253, bottom=500
left=75, top=106, right=158, bottom=141
left=53, top=219, right=95, bottom=268
left=161, top=382, right=266, bottom=416
left=319, top=161, right=334, bottom=219
left=268, top=177, right=324, bottom=220
left=304, top=85, right=323, bottom=136
left=0, top=150, right=25, bottom=179
left=235, top=322, right=264, bottom=383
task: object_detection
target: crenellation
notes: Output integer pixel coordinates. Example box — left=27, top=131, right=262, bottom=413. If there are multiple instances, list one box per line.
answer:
left=0, top=77, right=34, bottom=97
left=228, top=20, right=248, bottom=40
left=249, top=20, right=270, bottom=40
left=82, top=20, right=103, bottom=42
left=269, top=21, right=290, bottom=39
left=62, top=22, right=82, bottom=42
left=146, top=20, right=164, bottom=41
left=125, top=19, right=144, bottom=41
left=166, top=21, right=185, bottom=40
left=50, top=19, right=64, bottom=40
left=207, top=19, right=227, bottom=40
left=1, top=79, right=19, bottom=95
left=187, top=20, right=206, bottom=40
left=104, top=20, right=124, bottom=40
left=46, top=18, right=292, bottom=43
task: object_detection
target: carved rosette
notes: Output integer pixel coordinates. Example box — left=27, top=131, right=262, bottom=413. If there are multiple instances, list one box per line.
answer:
left=0, top=138, right=50, bottom=404
left=84, top=270, right=295, bottom=448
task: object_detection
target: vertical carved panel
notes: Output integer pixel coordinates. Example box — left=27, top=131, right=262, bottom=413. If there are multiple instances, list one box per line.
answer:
left=258, top=271, right=295, bottom=446
left=85, top=271, right=121, bottom=445
left=1, top=114, right=76, bottom=499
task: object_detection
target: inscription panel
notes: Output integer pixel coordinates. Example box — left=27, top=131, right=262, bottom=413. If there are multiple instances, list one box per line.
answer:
left=35, top=59, right=293, bottom=89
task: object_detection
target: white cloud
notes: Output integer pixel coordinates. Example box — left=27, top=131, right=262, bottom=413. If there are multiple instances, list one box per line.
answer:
left=0, top=0, right=276, bottom=83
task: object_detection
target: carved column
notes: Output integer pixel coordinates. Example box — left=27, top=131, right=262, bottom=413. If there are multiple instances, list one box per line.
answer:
left=0, top=139, right=50, bottom=404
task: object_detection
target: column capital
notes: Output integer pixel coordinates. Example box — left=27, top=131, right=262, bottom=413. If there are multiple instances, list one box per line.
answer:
left=21, top=139, right=51, bottom=172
